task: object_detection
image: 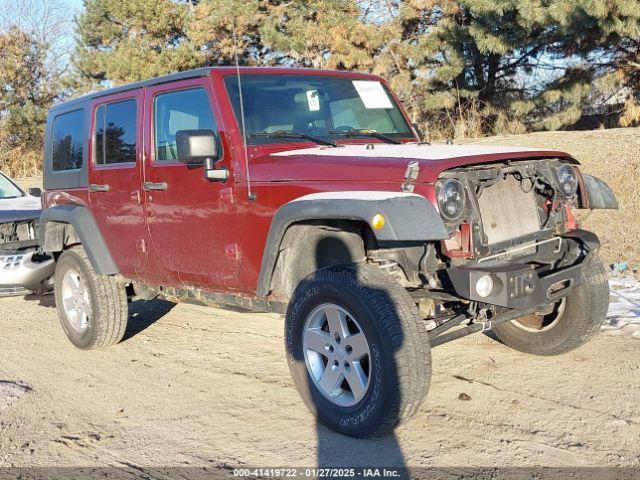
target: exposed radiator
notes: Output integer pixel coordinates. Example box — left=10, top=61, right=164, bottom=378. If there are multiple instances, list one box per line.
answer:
left=477, top=175, right=541, bottom=245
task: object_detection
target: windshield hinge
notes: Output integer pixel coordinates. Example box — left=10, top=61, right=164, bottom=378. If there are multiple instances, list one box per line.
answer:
left=402, top=161, right=420, bottom=192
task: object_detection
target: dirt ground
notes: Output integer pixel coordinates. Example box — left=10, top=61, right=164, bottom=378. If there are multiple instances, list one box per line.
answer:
left=0, top=293, right=638, bottom=472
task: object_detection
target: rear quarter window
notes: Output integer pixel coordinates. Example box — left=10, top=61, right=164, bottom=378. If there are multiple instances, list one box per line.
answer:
left=52, top=109, right=84, bottom=171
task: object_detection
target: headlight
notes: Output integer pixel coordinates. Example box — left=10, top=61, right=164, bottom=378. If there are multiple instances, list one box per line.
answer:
left=556, top=165, right=578, bottom=197
left=437, top=179, right=466, bottom=221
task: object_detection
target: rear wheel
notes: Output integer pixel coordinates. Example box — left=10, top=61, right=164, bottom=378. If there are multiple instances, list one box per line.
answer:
left=285, top=264, right=431, bottom=438
left=493, top=254, right=609, bottom=355
left=54, top=246, right=128, bottom=349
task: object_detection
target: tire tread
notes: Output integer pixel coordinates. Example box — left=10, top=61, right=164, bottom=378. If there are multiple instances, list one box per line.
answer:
left=55, top=246, right=128, bottom=349
left=286, top=264, right=431, bottom=437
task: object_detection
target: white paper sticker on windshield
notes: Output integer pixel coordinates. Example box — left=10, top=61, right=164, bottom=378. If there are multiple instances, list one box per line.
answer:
left=306, top=90, right=320, bottom=111
left=352, top=80, right=393, bottom=109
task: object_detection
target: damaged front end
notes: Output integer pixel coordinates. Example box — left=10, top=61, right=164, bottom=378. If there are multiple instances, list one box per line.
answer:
left=373, top=157, right=617, bottom=345
left=435, top=159, right=609, bottom=309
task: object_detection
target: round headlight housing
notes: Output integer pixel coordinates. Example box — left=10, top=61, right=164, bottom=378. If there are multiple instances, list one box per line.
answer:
left=556, top=164, right=579, bottom=197
left=437, top=179, right=466, bottom=221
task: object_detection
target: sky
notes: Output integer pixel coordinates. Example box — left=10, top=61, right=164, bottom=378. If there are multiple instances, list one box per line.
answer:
left=63, top=0, right=84, bottom=36
left=66, top=0, right=83, bottom=9
left=58, top=0, right=85, bottom=67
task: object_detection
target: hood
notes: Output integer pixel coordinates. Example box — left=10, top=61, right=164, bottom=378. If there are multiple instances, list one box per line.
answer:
left=0, top=195, right=42, bottom=223
left=250, top=143, right=574, bottom=184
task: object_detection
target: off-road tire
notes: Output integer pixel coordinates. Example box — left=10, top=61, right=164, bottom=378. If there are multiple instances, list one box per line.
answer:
left=54, top=246, right=128, bottom=349
left=493, top=254, right=609, bottom=356
left=285, top=264, right=431, bottom=438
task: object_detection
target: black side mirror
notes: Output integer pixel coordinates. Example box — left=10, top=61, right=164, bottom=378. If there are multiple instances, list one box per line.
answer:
left=176, top=129, right=219, bottom=165
left=28, top=187, right=42, bottom=198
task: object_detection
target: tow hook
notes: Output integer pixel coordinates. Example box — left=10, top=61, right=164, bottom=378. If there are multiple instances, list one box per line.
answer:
left=477, top=307, right=494, bottom=332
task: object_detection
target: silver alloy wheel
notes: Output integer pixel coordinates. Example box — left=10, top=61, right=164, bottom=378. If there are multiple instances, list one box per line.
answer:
left=303, top=303, right=371, bottom=407
left=61, top=268, right=91, bottom=333
left=512, top=297, right=567, bottom=333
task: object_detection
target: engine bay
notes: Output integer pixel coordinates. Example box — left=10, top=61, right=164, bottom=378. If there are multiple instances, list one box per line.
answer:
left=438, top=158, right=580, bottom=261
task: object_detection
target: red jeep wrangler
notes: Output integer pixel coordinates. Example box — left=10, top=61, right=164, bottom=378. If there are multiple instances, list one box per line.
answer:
left=40, top=67, right=617, bottom=438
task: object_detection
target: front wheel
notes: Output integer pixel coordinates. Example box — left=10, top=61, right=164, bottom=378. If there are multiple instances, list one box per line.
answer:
left=285, top=264, right=431, bottom=438
left=54, top=246, right=128, bottom=349
left=493, top=254, right=609, bottom=356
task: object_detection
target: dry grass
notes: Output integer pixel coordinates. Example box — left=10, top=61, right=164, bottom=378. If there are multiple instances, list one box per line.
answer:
left=0, top=144, right=42, bottom=178
left=467, top=127, right=640, bottom=268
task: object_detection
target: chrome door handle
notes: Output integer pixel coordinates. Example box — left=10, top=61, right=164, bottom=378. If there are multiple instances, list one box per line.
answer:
left=89, top=184, right=110, bottom=192
left=143, top=182, right=168, bottom=191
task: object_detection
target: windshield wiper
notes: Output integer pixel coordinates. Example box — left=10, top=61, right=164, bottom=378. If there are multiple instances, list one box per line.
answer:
left=328, top=129, right=402, bottom=145
left=252, top=130, right=339, bottom=148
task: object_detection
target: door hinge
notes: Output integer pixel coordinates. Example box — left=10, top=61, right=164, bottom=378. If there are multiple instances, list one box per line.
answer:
left=402, top=161, right=420, bottom=193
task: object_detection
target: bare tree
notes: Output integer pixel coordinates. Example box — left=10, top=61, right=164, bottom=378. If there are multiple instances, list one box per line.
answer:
left=0, top=0, right=78, bottom=71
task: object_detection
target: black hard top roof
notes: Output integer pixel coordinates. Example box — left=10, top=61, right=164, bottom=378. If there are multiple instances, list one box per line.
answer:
left=50, top=67, right=214, bottom=113
left=48, top=66, right=380, bottom=114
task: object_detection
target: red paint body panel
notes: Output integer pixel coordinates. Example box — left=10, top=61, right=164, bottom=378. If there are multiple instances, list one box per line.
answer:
left=248, top=149, right=573, bottom=184
left=43, top=67, right=579, bottom=297
left=88, top=89, right=148, bottom=278
left=140, top=78, right=242, bottom=289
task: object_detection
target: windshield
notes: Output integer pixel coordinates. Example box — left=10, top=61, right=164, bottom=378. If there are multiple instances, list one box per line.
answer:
left=224, top=75, right=414, bottom=145
left=0, top=173, right=23, bottom=199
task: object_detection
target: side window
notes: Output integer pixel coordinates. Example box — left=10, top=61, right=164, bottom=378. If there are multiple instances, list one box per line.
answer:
left=95, top=99, right=137, bottom=165
left=52, top=109, right=84, bottom=171
left=154, top=88, right=216, bottom=162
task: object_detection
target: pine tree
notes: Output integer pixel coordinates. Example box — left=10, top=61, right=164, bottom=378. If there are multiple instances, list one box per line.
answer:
left=260, top=0, right=385, bottom=69
left=360, top=0, right=640, bottom=137
left=72, top=0, right=640, bottom=135
left=74, top=0, right=204, bottom=85
left=188, top=0, right=267, bottom=65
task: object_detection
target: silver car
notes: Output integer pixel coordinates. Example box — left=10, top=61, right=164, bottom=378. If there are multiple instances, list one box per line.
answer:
left=0, top=172, right=55, bottom=296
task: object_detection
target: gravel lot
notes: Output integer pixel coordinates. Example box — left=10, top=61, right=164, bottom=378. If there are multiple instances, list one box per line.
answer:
left=0, top=293, right=638, bottom=472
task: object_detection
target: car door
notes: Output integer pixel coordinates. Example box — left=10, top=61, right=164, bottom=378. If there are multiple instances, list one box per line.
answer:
left=89, top=90, right=148, bottom=277
left=142, top=78, right=238, bottom=289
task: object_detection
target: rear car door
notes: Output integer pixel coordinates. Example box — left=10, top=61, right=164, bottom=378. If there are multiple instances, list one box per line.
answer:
left=89, top=90, right=148, bottom=276
left=142, top=78, right=238, bottom=289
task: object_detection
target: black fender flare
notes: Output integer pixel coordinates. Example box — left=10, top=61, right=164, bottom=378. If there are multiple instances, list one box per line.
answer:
left=579, top=174, right=618, bottom=209
left=39, top=204, right=119, bottom=275
left=256, top=191, right=448, bottom=297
